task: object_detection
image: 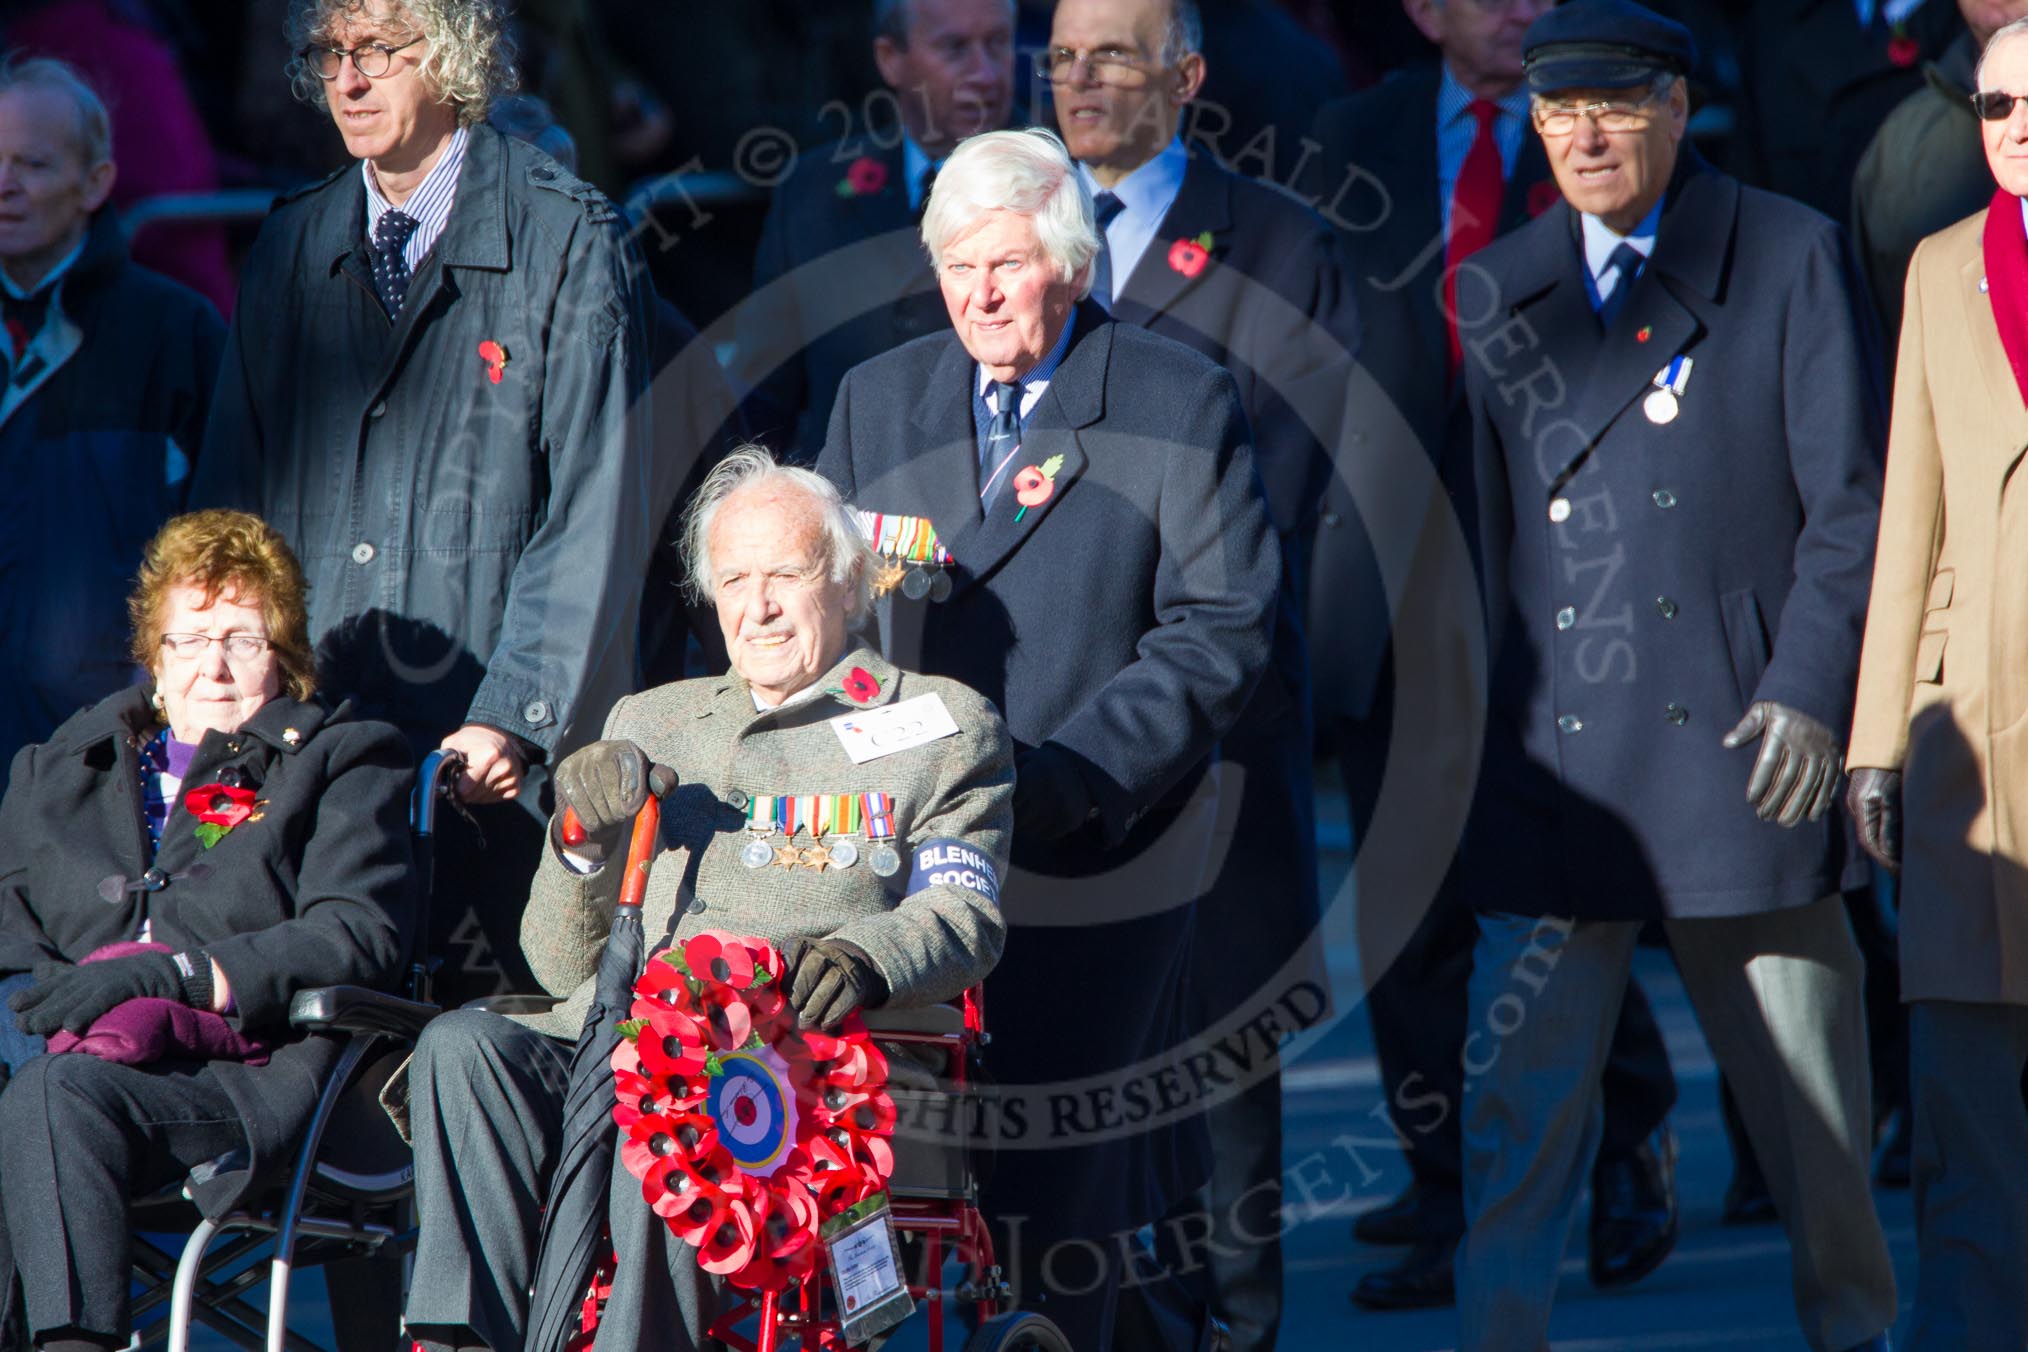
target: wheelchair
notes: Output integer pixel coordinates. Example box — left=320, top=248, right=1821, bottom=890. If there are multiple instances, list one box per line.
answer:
left=125, top=750, right=461, bottom=1352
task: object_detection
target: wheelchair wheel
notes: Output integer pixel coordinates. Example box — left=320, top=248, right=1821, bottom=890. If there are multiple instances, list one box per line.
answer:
left=962, top=1310, right=1074, bottom=1351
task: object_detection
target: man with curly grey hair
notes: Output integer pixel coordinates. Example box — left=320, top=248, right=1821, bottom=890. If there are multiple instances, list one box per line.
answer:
left=195, top=0, right=656, bottom=1006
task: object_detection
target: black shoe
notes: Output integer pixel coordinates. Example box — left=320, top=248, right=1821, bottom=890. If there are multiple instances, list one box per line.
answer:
left=1351, top=1186, right=1426, bottom=1246
left=1589, top=1126, right=1679, bottom=1289
left=1720, top=1167, right=1779, bottom=1226
left=1350, top=1237, right=1457, bottom=1311
left=1873, top=1108, right=1912, bottom=1188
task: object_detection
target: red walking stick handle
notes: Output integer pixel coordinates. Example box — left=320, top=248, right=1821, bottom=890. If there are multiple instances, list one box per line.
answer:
left=558, top=764, right=676, bottom=904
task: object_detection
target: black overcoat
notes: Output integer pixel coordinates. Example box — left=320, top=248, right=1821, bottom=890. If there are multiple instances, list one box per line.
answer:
left=0, top=687, right=415, bottom=1212
left=1457, top=155, right=1881, bottom=921
left=817, top=305, right=1279, bottom=1239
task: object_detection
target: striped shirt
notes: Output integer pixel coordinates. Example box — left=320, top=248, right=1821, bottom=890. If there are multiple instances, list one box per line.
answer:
left=362, top=124, right=468, bottom=271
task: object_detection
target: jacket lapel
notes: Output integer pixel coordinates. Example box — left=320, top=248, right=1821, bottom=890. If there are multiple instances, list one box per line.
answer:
left=1112, top=153, right=1235, bottom=323
left=940, top=309, right=1108, bottom=595
left=1961, top=234, right=2028, bottom=475
left=900, top=335, right=987, bottom=547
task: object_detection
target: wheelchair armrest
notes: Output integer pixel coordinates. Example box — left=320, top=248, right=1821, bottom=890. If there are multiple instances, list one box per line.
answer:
left=289, top=985, right=440, bottom=1039
left=861, top=1003, right=967, bottom=1037
left=461, top=992, right=562, bottom=1016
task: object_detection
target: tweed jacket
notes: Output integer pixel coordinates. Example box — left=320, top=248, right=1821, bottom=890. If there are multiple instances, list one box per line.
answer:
left=1849, top=208, right=2028, bottom=1004
left=515, top=648, right=1011, bottom=1038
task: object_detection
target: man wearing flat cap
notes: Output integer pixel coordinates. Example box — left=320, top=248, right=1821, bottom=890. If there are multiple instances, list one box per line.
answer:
left=1448, top=2, right=1896, bottom=1349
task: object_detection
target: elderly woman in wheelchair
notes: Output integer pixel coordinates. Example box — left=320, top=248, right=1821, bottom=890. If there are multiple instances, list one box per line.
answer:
left=400, top=447, right=1013, bottom=1352
left=0, top=510, right=415, bottom=1352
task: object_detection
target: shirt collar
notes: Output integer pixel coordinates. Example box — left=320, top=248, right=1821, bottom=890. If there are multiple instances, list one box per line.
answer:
left=1436, top=64, right=1532, bottom=129
left=976, top=305, right=1078, bottom=401
left=1581, top=196, right=1664, bottom=284
left=1076, top=134, right=1189, bottom=219
left=1, top=232, right=86, bottom=301
left=362, top=124, right=469, bottom=232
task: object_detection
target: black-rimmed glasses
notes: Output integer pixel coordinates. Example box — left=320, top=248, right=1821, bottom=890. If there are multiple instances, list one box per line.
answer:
left=298, top=36, right=424, bottom=80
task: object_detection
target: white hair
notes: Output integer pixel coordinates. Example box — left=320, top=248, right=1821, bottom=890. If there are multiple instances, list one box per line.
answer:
left=921, top=127, right=1101, bottom=300
left=1979, top=16, right=2028, bottom=88
left=680, top=445, right=877, bottom=622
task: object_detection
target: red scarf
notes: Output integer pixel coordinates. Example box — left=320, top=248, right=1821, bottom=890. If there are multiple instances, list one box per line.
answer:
left=1982, top=187, right=2028, bottom=411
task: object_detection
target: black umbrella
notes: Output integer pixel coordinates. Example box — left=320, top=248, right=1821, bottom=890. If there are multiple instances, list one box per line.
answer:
left=525, top=764, right=677, bottom=1351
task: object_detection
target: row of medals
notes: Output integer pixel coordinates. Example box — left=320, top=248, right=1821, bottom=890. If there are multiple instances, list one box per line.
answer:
left=741, top=831, right=902, bottom=876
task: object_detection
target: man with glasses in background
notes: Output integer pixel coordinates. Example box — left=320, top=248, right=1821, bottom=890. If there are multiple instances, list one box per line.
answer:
left=1039, top=2, right=1357, bottom=1347
left=196, top=0, right=655, bottom=1005
left=1447, top=3, right=1895, bottom=1349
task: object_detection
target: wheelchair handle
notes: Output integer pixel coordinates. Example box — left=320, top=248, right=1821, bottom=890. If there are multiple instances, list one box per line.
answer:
left=412, top=749, right=465, bottom=837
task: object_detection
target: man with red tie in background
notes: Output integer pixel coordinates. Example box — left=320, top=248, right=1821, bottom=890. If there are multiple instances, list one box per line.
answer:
left=1302, top=0, right=1681, bottom=1312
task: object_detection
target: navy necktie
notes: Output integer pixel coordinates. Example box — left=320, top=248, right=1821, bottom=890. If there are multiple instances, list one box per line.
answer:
left=979, top=381, right=1022, bottom=511
left=1089, top=191, right=1128, bottom=307
left=1597, top=241, right=1646, bottom=328
left=916, top=165, right=938, bottom=224
left=370, top=209, right=420, bottom=317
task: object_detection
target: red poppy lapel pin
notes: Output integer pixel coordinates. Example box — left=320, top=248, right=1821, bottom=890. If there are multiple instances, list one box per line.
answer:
left=1168, top=231, right=1215, bottom=278
left=478, top=339, right=508, bottom=384
left=837, top=156, right=889, bottom=198
left=185, top=782, right=263, bottom=849
left=1012, top=454, right=1065, bottom=523
left=829, top=666, right=882, bottom=704
left=1887, top=22, right=1919, bottom=68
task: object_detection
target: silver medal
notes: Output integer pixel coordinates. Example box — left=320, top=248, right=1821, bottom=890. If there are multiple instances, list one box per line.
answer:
left=740, top=837, right=774, bottom=869
left=901, top=567, right=931, bottom=601
left=928, top=569, right=953, bottom=602
left=869, top=843, right=902, bottom=877
left=1643, top=389, right=1679, bottom=425
left=827, top=839, right=860, bottom=869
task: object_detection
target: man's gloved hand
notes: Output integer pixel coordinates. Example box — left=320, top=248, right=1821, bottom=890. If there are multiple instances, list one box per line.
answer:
left=1722, top=701, right=1844, bottom=828
left=783, top=937, right=888, bottom=1031
left=1846, top=767, right=1903, bottom=872
left=1013, top=743, right=1095, bottom=843
left=553, top=738, right=652, bottom=855
left=9, top=952, right=189, bottom=1036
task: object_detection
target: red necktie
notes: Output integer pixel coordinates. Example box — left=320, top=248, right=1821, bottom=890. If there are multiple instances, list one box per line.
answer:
left=1445, top=99, right=1505, bottom=374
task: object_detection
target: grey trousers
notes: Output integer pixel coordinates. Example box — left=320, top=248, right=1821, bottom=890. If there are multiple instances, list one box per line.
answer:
left=1905, top=999, right=2028, bottom=1351
left=403, top=1008, right=723, bottom=1352
left=1456, top=896, right=1895, bottom=1352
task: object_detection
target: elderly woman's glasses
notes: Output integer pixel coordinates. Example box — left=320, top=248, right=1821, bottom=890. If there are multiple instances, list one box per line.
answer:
left=1973, top=91, right=2028, bottom=120
left=1033, top=47, right=1156, bottom=87
left=1530, top=95, right=1662, bottom=137
left=299, top=36, right=424, bottom=80
left=160, top=633, right=273, bottom=662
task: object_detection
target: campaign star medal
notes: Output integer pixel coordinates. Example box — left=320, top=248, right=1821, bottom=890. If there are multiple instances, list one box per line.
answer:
left=772, top=843, right=804, bottom=869
left=1643, top=354, right=1693, bottom=425
left=1012, top=454, right=1064, bottom=523
left=800, top=844, right=833, bottom=872
left=856, top=510, right=954, bottom=602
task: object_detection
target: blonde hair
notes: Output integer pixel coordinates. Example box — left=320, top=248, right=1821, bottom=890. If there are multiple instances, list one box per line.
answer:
left=287, top=0, right=517, bottom=128
left=129, top=511, right=318, bottom=702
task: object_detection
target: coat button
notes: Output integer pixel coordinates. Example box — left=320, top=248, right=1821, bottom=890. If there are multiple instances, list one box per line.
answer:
left=1548, top=498, right=1572, bottom=524
left=1557, top=714, right=1583, bottom=734
left=351, top=541, right=376, bottom=564
left=1655, top=596, right=1678, bottom=619
left=368, top=400, right=387, bottom=419
left=1652, top=489, right=1677, bottom=509
left=522, top=699, right=549, bottom=724
left=141, top=867, right=168, bottom=892
left=1556, top=605, right=1576, bottom=631
left=688, top=898, right=707, bottom=915
left=1321, top=510, right=1341, bottom=528
left=1664, top=703, right=1689, bottom=725
left=727, top=789, right=750, bottom=810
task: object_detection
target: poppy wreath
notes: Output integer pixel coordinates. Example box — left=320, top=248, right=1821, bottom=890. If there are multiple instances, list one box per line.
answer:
left=611, top=929, right=896, bottom=1291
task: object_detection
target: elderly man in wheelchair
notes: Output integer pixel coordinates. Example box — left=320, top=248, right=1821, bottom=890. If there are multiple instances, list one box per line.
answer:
left=399, top=446, right=1018, bottom=1352
left=0, top=510, right=416, bottom=1352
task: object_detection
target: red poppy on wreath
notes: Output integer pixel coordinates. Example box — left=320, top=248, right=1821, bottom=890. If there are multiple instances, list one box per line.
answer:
left=837, top=155, right=889, bottom=198
left=185, top=783, right=259, bottom=849
left=477, top=339, right=508, bottom=384
left=831, top=665, right=882, bottom=704
left=1887, top=24, right=1919, bottom=68
left=611, top=930, right=895, bottom=1292
left=1526, top=180, right=1563, bottom=218
left=1168, top=230, right=1214, bottom=278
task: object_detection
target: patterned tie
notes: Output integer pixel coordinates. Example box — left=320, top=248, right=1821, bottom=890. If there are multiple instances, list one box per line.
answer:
left=1597, top=242, right=1647, bottom=328
left=1088, top=191, right=1128, bottom=308
left=978, top=381, right=1023, bottom=512
left=1445, top=99, right=1505, bottom=374
left=370, top=209, right=420, bottom=317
